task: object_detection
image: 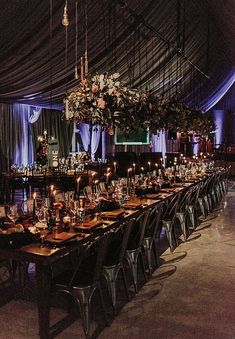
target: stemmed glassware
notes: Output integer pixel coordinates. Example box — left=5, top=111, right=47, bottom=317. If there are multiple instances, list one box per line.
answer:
left=8, top=204, right=18, bottom=223
left=34, top=200, right=49, bottom=247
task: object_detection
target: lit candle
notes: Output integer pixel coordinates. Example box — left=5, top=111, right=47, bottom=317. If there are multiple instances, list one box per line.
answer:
left=52, top=190, right=56, bottom=210
left=155, top=163, right=158, bottom=170
left=127, top=168, right=132, bottom=193
left=33, top=192, right=36, bottom=217
left=77, top=177, right=81, bottom=195
left=148, top=161, right=151, bottom=172
left=133, top=163, right=136, bottom=178
left=106, top=172, right=110, bottom=185
left=113, top=161, right=117, bottom=179
left=141, top=167, right=144, bottom=173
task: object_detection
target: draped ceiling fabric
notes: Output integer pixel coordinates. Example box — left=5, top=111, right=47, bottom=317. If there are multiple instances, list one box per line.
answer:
left=0, top=0, right=234, bottom=110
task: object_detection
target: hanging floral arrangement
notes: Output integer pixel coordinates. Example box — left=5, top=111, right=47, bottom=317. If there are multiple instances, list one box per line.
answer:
left=64, top=73, right=215, bottom=137
left=64, top=72, right=161, bottom=132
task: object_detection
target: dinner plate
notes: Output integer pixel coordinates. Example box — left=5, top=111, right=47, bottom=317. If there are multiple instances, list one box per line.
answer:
left=101, top=209, right=125, bottom=220
left=74, top=219, right=104, bottom=231
left=46, top=232, right=77, bottom=244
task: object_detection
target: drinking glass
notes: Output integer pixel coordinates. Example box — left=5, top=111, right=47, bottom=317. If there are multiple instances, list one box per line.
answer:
left=8, top=204, right=18, bottom=223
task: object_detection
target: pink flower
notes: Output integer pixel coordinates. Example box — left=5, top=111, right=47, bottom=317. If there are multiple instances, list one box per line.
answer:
left=97, top=98, right=106, bottom=109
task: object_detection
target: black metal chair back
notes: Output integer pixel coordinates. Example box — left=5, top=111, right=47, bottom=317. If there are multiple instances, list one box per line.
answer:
left=145, top=203, right=164, bottom=238
left=127, top=209, right=151, bottom=250
left=68, top=232, right=112, bottom=287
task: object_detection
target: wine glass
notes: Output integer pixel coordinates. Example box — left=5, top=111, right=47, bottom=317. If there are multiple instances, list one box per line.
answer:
left=37, top=226, right=48, bottom=247
left=8, top=204, right=18, bottom=223
left=35, top=205, right=48, bottom=224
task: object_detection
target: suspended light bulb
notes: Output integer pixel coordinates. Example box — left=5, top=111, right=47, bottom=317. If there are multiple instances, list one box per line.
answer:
left=62, top=1, right=69, bottom=27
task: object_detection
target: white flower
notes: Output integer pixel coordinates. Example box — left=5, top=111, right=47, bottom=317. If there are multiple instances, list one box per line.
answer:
left=113, top=73, right=120, bottom=79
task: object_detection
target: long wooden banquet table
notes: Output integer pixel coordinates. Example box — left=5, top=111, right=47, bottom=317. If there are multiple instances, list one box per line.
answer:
left=0, top=178, right=203, bottom=339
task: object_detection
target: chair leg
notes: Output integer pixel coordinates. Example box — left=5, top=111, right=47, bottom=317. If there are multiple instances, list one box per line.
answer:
left=198, top=198, right=206, bottom=219
left=176, top=213, right=187, bottom=241
left=152, top=240, right=159, bottom=267
left=120, top=266, right=131, bottom=301
left=163, top=222, right=174, bottom=252
left=103, top=266, right=119, bottom=315
left=140, top=252, right=147, bottom=282
left=97, top=284, right=109, bottom=326
left=204, top=196, right=210, bottom=216
left=126, top=250, right=140, bottom=293
left=76, top=290, right=91, bottom=339
left=143, top=238, right=153, bottom=275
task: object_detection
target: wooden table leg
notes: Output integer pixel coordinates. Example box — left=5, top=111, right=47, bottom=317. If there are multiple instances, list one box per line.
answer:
left=36, top=263, right=52, bottom=339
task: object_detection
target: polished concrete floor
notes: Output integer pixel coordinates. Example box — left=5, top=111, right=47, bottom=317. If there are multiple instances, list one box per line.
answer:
left=1, top=184, right=235, bottom=339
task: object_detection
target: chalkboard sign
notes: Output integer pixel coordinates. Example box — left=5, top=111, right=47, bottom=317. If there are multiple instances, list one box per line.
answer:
left=115, top=128, right=149, bottom=145
left=48, top=138, right=59, bottom=167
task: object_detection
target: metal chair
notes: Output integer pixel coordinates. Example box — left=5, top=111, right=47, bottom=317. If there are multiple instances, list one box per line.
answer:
left=143, top=203, right=164, bottom=275
left=185, top=183, right=201, bottom=230
left=197, top=177, right=211, bottom=220
left=103, top=219, right=134, bottom=314
left=161, top=191, right=182, bottom=252
left=10, top=172, right=29, bottom=203
left=125, top=209, right=150, bottom=293
left=28, top=169, right=47, bottom=197
left=52, top=232, right=111, bottom=339
left=175, top=187, right=194, bottom=241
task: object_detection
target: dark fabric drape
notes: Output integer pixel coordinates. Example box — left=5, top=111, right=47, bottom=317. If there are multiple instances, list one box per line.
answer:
left=0, top=0, right=234, bottom=110
left=0, top=103, right=33, bottom=172
left=30, top=109, right=73, bottom=158
left=211, top=83, right=235, bottom=146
